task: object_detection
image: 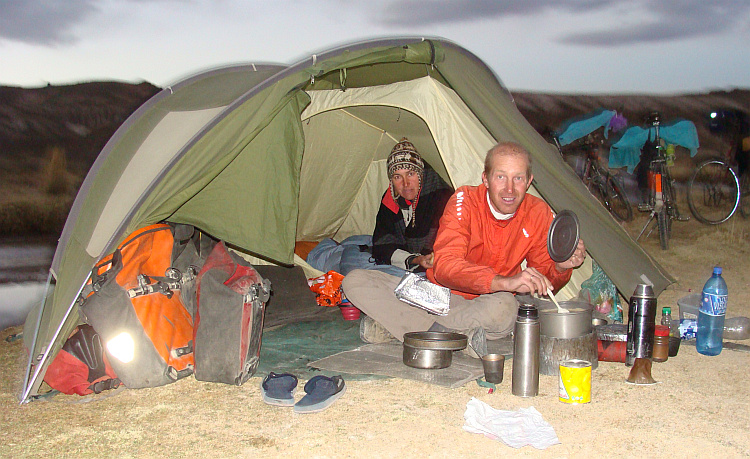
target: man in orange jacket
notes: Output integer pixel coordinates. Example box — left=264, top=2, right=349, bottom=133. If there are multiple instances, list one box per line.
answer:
left=343, top=142, right=586, bottom=355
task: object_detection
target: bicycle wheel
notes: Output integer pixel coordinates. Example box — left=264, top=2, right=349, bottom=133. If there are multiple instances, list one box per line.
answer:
left=740, top=173, right=750, bottom=218
left=687, top=159, right=740, bottom=224
left=657, top=206, right=669, bottom=250
left=603, top=173, right=633, bottom=221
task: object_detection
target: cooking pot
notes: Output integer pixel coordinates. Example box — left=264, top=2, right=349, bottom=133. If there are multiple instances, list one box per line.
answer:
left=536, top=300, right=593, bottom=339
left=402, top=331, right=467, bottom=369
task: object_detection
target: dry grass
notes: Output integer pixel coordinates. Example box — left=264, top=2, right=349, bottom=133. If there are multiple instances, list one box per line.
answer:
left=0, top=195, right=73, bottom=237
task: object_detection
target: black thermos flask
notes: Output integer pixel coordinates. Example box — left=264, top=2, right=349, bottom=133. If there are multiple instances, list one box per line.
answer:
left=626, top=283, right=657, bottom=366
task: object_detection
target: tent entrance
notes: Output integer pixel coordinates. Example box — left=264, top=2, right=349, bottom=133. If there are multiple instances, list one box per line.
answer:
left=296, top=76, right=493, bottom=243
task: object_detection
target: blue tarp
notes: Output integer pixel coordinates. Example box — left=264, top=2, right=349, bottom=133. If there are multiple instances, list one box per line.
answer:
left=608, top=120, right=700, bottom=173
left=557, top=109, right=617, bottom=146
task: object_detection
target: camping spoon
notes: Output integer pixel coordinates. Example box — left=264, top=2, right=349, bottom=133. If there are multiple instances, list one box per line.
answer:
left=547, top=287, right=569, bottom=314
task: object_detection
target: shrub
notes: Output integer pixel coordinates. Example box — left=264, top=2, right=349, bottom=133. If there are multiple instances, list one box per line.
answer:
left=42, top=146, right=70, bottom=195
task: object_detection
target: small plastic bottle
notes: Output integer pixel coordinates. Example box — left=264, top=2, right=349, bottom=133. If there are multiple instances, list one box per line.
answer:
left=697, top=267, right=728, bottom=356
left=661, top=307, right=673, bottom=334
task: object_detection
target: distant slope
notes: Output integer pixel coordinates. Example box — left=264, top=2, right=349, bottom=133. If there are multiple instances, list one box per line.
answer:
left=0, top=81, right=160, bottom=165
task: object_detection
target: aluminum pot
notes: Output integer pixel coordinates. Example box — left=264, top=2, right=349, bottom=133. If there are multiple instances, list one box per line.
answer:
left=537, top=300, right=593, bottom=339
left=402, top=331, right=467, bottom=369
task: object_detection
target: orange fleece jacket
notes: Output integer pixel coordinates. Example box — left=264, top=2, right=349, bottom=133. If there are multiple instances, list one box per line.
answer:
left=426, top=184, right=572, bottom=299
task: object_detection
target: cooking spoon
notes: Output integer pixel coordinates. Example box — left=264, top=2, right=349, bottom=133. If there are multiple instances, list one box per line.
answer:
left=547, top=287, right=569, bottom=314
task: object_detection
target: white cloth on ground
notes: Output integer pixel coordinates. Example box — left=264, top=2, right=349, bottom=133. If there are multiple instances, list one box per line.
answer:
left=462, top=397, right=560, bottom=450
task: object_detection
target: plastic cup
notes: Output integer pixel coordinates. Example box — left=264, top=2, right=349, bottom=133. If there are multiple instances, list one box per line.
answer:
left=481, top=353, right=505, bottom=384
left=339, top=305, right=361, bottom=321
left=668, top=335, right=681, bottom=357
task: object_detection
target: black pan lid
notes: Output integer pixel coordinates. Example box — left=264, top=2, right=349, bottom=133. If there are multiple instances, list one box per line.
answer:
left=547, top=209, right=580, bottom=263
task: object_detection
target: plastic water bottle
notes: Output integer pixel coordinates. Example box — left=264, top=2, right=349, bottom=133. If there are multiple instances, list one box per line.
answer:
left=696, top=267, right=728, bottom=356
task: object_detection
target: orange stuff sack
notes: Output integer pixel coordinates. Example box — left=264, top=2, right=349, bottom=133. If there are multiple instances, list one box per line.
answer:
left=80, top=224, right=195, bottom=389
left=309, top=270, right=345, bottom=307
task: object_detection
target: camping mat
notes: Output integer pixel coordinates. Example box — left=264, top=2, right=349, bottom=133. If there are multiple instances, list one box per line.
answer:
left=308, top=343, right=485, bottom=389
left=255, top=316, right=378, bottom=379
left=256, top=265, right=339, bottom=328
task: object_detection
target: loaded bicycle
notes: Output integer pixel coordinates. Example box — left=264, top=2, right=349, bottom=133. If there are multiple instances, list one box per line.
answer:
left=635, top=112, right=688, bottom=250
left=553, top=134, right=633, bottom=222
left=686, top=109, right=749, bottom=224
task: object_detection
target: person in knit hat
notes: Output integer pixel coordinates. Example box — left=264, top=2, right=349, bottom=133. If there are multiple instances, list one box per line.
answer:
left=372, top=138, right=453, bottom=272
left=305, top=137, right=452, bottom=277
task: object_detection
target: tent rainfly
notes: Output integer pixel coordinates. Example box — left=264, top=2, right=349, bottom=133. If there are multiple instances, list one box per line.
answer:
left=21, top=37, right=673, bottom=403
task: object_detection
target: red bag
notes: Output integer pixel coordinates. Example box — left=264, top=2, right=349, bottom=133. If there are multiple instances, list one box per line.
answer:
left=193, top=242, right=270, bottom=385
left=44, top=325, right=121, bottom=396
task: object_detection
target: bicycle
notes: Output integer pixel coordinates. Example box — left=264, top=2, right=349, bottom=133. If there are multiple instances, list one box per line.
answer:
left=554, top=135, right=633, bottom=222
left=686, top=109, right=749, bottom=224
left=687, top=159, right=742, bottom=224
left=636, top=112, right=687, bottom=250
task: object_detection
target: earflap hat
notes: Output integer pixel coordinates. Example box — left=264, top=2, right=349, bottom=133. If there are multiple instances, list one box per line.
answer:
left=387, top=138, right=424, bottom=179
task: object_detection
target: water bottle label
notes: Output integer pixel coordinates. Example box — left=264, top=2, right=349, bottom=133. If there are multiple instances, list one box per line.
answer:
left=700, top=293, right=727, bottom=316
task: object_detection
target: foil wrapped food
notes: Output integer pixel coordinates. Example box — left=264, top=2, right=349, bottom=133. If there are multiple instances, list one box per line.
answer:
left=394, top=272, right=451, bottom=316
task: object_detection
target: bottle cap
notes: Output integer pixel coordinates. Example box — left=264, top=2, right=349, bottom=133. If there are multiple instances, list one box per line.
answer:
left=662, top=306, right=671, bottom=314
left=655, top=325, right=670, bottom=336
left=517, top=304, right=538, bottom=320
left=713, top=266, right=722, bottom=275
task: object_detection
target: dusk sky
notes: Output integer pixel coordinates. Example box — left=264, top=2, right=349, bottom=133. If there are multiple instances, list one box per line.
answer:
left=1, top=0, right=749, bottom=94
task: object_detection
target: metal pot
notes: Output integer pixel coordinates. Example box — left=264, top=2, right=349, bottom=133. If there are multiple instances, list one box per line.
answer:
left=402, top=331, right=467, bottom=369
left=536, top=300, right=593, bottom=339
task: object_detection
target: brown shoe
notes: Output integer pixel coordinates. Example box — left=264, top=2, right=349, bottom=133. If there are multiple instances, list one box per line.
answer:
left=359, top=315, right=396, bottom=344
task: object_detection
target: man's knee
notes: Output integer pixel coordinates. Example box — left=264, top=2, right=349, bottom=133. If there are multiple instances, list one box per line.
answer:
left=342, top=269, right=367, bottom=294
left=479, top=293, right=518, bottom=335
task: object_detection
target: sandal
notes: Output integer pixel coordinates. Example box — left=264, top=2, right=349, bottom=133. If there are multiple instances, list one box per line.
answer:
left=294, top=375, right=346, bottom=414
left=261, top=372, right=298, bottom=406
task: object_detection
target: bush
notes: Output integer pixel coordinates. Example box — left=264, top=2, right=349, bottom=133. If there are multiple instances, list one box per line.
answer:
left=0, top=196, right=72, bottom=237
left=42, top=146, right=70, bottom=195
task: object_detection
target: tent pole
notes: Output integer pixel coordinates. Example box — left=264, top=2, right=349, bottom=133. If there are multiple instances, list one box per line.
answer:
left=19, top=271, right=53, bottom=403
left=20, top=279, right=86, bottom=404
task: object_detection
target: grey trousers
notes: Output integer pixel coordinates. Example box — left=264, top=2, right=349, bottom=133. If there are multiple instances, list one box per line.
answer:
left=342, top=269, right=519, bottom=342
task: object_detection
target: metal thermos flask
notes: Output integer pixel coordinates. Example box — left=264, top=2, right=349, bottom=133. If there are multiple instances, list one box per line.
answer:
left=512, top=304, right=540, bottom=397
left=626, top=283, right=657, bottom=366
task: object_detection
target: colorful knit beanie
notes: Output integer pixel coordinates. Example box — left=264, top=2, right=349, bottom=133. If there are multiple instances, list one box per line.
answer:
left=387, top=138, right=424, bottom=179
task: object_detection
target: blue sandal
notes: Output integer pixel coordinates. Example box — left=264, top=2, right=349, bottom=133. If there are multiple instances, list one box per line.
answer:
left=261, top=372, right=298, bottom=406
left=294, top=375, right=346, bottom=414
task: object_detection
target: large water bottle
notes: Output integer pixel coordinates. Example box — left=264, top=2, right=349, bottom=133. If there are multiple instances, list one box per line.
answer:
left=697, top=267, right=728, bottom=356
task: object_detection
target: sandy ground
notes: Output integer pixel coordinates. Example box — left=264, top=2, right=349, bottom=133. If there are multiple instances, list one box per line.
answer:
left=1, top=201, right=749, bottom=458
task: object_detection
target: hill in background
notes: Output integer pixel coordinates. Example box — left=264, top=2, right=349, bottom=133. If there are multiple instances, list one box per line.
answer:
left=0, top=81, right=747, bottom=239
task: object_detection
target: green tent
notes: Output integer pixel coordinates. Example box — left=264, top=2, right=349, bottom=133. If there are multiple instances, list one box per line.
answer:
left=20, top=37, right=672, bottom=403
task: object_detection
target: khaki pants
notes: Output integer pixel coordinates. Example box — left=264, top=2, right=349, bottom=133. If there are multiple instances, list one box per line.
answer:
left=342, top=269, right=518, bottom=342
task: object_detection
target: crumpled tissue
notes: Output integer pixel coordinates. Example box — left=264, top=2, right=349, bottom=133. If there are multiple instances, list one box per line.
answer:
left=463, top=397, right=560, bottom=449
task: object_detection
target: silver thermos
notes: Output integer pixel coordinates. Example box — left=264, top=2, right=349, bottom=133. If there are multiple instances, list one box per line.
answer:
left=512, top=304, right=540, bottom=397
left=626, top=283, right=657, bottom=366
